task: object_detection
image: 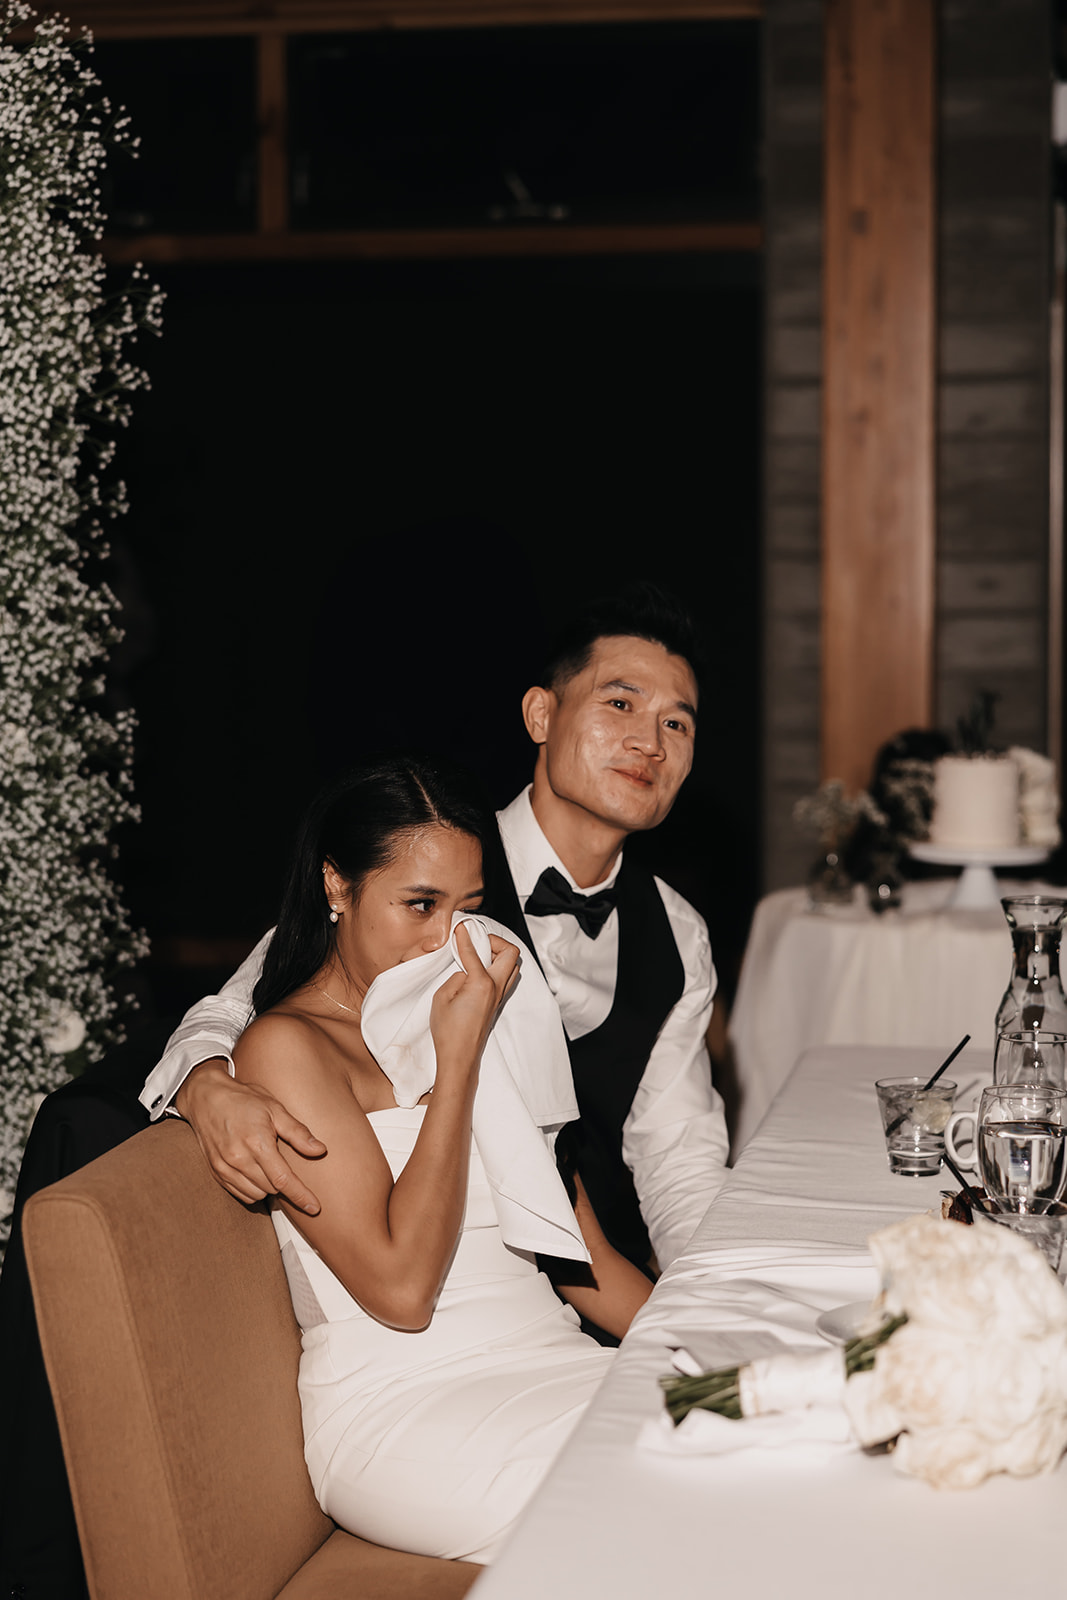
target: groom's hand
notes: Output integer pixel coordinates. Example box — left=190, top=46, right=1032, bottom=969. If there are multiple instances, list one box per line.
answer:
left=174, top=1059, right=326, bottom=1213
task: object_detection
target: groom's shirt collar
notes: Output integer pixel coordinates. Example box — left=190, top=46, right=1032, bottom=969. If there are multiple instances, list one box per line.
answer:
left=496, top=785, right=622, bottom=904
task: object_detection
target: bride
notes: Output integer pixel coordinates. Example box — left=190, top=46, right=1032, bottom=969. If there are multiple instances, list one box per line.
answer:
left=233, top=755, right=651, bottom=1564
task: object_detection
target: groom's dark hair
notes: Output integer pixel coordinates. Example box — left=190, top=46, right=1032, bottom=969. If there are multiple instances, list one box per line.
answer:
left=541, top=583, right=703, bottom=695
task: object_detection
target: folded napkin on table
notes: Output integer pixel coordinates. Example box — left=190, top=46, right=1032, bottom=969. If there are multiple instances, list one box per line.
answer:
left=640, top=1400, right=855, bottom=1459
left=635, top=1243, right=880, bottom=1460
left=360, top=911, right=588, bottom=1262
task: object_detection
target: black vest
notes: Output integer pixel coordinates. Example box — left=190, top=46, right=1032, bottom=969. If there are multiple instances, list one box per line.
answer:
left=482, top=827, right=686, bottom=1269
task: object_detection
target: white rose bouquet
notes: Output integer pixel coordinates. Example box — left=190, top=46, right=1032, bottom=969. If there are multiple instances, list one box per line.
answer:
left=661, top=1214, right=1067, bottom=1490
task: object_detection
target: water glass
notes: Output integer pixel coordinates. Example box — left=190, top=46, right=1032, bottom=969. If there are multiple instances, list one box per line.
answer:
left=875, top=1077, right=957, bottom=1176
left=994, top=1030, right=1067, bottom=1089
left=981, top=1204, right=1067, bottom=1277
left=945, top=1083, right=1067, bottom=1214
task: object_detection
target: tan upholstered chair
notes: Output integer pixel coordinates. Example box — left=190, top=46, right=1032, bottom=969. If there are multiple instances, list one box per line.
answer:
left=23, top=1120, right=482, bottom=1600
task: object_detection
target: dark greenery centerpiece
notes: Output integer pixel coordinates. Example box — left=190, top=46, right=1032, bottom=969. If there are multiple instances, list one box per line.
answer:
left=841, top=727, right=951, bottom=909
left=955, top=690, right=999, bottom=756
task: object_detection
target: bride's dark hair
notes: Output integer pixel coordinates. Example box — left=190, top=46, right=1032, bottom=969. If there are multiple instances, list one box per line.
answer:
left=252, top=754, right=492, bottom=1017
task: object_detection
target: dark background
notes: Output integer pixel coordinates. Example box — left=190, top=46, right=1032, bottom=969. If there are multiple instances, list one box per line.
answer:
left=92, top=20, right=763, bottom=1018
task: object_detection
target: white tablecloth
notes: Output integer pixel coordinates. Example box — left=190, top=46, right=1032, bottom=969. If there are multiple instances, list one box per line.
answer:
left=727, top=878, right=1060, bottom=1153
left=472, top=1044, right=1064, bottom=1600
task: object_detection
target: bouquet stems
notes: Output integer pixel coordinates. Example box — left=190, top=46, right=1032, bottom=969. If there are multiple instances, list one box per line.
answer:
left=660, top=1314, right=908, bottom=1427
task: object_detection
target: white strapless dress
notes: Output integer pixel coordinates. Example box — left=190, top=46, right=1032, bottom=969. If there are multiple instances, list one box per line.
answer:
left=272, top=1106, right=613, bottom=1563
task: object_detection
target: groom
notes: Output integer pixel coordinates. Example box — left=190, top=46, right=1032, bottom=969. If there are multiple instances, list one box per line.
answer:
left=142, top=584, right=728, bottom=1276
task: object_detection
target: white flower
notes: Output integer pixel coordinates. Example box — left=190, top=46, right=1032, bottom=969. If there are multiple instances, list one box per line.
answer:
left=0, top=722, right=33, bottom=767
left=873, top=1325, right=975, bottom=1429
left=994, top=1406, right=1067, bottom=1477
left=894, top=1424, right=994, bottom=1491
left=869, top=1211, right=1067, bottom=1339
left=842, top=1368, right=903, bottom=1447
left=793, top=780, right=886, bottom=843
left=1009, top=746, right=1061, bottom=848
left=854, top=1214, right=1067, bottom=1488
left=0, top=2, right=154, bottom=1253
left=41, top=1006, right=86, bottom=1054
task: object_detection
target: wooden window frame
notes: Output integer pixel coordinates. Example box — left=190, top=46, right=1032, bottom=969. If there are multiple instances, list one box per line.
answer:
left=52, top=0, right=763, bottom=263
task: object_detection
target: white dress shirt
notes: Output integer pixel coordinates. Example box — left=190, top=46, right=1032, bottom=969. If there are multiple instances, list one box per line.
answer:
left=496, top=789, right=727, bottom=1268
left=140, top=786, right=728, bottom=1268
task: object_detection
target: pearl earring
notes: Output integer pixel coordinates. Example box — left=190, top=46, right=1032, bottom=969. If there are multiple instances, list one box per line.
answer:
left=329, top=906, right=339, bottom=924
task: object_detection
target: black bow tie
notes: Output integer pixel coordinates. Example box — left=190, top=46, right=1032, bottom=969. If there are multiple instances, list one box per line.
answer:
left=524, top=866, right=617, bottom=940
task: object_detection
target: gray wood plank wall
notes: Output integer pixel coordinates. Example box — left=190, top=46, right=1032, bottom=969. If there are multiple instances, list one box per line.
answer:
left=762, top=0, right=1053, bottom=891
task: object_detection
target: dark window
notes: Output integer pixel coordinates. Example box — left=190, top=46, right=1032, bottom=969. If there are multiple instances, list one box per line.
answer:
left=95, top=37, right=257, bottom=233
left=288, top=22, right=760, bottom=230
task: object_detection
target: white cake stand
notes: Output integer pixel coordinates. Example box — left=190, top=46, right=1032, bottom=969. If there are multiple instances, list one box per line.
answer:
left=909, top=842, right=1050, bottom=910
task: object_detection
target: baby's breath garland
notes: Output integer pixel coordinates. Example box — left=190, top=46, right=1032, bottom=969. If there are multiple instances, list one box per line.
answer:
left=0, top=2, right=161, bottom=1246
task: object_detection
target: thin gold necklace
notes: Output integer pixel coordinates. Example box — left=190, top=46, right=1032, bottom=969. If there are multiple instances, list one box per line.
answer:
left=312, top=981, right=359, bottom=1017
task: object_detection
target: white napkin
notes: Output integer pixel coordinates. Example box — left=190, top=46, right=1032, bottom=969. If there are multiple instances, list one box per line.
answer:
left=639, top=1340, right=853, bottom=1459
left=634, top=1243, right=879, bottom=1460
left=639, top=1402, right=855, bottom=1459
left=360, top=912, right=589, bottom=1263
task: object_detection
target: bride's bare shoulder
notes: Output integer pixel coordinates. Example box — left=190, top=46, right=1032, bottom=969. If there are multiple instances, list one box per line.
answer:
left=235, top=1005, right=337, bottom=1086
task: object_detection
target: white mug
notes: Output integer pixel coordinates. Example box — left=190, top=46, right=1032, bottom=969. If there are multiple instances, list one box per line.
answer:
left=944, top=1106, right=980, bottom=1171
left=945, top=1084, right=1067, bottom=1212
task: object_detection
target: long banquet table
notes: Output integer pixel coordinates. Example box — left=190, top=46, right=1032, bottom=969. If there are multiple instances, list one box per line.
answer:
left=472, top=1043, right=1065, bottom=1600
left=728, top=878, right=1064, bottom=1153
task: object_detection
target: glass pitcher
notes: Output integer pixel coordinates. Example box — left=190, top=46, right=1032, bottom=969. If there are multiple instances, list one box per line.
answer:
left=996, top=897, right=1067, bottom=1043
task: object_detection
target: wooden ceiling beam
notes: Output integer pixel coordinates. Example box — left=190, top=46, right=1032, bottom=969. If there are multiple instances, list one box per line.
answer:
left=53, top=0, right=761, bottom=39
left=101, top=221, right=761, bottom=263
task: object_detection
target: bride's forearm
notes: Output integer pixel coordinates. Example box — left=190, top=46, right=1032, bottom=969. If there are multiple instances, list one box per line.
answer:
left=268, top=929, right=518, bottom=1329
left=235, top=1024, right=480, bottom=1331
left=359, top=947, right=506, bottom=1320
left=368, top=1070, right=480, bottom=1326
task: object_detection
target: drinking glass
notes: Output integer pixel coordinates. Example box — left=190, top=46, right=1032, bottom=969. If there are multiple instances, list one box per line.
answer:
left=945, top=1083, right=1067, bottom=1214
left=875, top=1077, right=957, bottom=1176
left=982, top=1204, right=1067, bottom=1276
left=994, top=1030, right=1067, bottom=1089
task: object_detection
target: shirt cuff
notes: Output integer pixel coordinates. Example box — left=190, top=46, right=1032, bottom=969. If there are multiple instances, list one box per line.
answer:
left=140, top=1042, right=237, bottom=1120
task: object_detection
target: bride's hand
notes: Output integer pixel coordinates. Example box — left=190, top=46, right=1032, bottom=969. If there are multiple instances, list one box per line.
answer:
left=429, top=925, right=519, bottom=1079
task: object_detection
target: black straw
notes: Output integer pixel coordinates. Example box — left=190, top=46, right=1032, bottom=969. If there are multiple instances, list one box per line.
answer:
left=885, top=1034, right=971, bottom=1137
left=940, top=1146, right=993, bottom=1216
